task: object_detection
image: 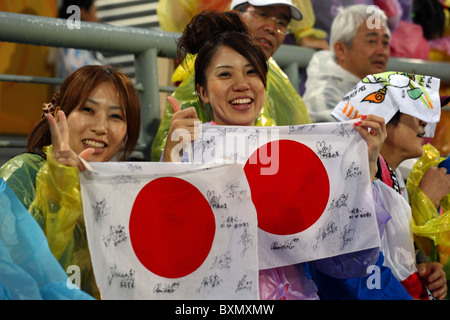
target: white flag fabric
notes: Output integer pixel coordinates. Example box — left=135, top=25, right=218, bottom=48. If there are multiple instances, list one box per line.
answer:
left=80, top=163, right=259, bottom=300
left=374, top=180, right=416, bottom=280
left=192, top=121, right=381, bottom=269
left=331, top=72, right=441, bottom=137
left=373, top=180, right=426, bottom=298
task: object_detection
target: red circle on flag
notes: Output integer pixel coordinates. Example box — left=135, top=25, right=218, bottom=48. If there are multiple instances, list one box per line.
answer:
left=244, top=140, right=330, bottom=235
left=129, top=177, right=216, bottom=279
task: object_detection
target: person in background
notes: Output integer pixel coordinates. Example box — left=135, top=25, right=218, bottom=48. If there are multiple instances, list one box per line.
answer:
left=0, top=65, right=141, bottom=299
left=281, top=0, right=330, bottom=50
left=303, top=4, right=390, bottom=122
left=407, top=98, right=450, bottom=299
left=324, top=72, right=448, bottom=300
left=47, top=0, right=107, bottom=82
left=150, top=0, right=311, bottom=161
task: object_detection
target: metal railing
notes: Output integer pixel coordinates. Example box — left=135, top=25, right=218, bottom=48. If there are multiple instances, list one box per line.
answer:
left=0, top=11, right=181, bottom=159
left=1, top=11, right=450, bottom=159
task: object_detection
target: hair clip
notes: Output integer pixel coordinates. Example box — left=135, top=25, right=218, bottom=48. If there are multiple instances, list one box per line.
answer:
left=41, top=91, right=60, bottom=118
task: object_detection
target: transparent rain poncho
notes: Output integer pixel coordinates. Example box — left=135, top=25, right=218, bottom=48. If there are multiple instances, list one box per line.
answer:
left=0, top=176, right=93, bottom=300
left=406, top=144, right=450, bottom=279
left=0, top=146, right=100, bottom=299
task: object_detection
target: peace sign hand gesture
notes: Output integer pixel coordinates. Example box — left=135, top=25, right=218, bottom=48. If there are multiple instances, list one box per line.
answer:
left=45, top=110, right=94, bottom=171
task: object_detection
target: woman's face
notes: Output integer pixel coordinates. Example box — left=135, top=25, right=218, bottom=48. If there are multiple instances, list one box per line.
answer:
left=383, top=113, right=427, bottom=166
left=67, top=82, right=128, bottom=162
left=197, top=45, right=265, bottom=126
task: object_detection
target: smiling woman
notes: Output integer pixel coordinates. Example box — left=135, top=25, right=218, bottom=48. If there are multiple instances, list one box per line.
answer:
left=160, top=9, right=392, bottom=301
left=196, top=46, right=266, bottom=126
left=0, top=65, right=141, bottom=299
left=66, top=82, right=128, bottom=162
left=28, top=65, right=140, bottom=162
left=381, top=112, right=428, bottom=170
left=162, top=10, right=267, bottom=162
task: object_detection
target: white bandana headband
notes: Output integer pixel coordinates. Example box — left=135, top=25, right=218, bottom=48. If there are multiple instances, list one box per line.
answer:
left=331, top=72, right=441, bottom=136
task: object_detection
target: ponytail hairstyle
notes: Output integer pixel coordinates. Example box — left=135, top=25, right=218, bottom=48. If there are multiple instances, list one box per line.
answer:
left=177, top=10, right=268, bottom=110
left=28, top=65, right=141, bottom=161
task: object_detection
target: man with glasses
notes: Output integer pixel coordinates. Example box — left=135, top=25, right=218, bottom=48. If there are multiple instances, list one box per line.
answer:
left=232, top=0, right=301, bottom=59
left=150, top=0, right=311, bottom=161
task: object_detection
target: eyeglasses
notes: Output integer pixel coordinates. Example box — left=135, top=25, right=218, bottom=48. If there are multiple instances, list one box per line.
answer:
left=245, top=9, right=291, bottom=35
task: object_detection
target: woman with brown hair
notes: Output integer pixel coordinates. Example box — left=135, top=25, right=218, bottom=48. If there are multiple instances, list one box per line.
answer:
left=161, top=10, right=391, bottom=300
left=0, top=65, right=141, bottom=298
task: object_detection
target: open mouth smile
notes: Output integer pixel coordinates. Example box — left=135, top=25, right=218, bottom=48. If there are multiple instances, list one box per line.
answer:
left=83, top=139, right=106, bottom=148
left=230, top=98, right=253, bottom=111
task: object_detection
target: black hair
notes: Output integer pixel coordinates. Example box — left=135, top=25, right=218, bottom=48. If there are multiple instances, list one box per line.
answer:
left=58, top=0, right=95, bottom=19
left=388, top=111, right=401, bottom=126
left=413, top=0, right=445, bottom=40
left=177, top=10, right=268, bottom=111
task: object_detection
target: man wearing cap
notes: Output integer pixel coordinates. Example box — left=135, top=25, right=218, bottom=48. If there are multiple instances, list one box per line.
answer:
left=303, top=4, right=391, bottom=123
left=150, top=0, right=311, bottom=161
left=231, top=0, right=302, bottom=59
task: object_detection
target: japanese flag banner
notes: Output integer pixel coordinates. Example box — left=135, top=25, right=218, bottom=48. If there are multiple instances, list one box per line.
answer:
left=79, top=163, right=259, bottom=300
left=190, top=121, right=381, bottom=269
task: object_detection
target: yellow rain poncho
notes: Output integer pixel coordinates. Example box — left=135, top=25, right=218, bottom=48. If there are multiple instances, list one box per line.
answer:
left=157, top=0, right=327, bottom=46
left=0, top=146, right=100, bottom=299
left=406, top=144, right=450, bottom=280
left=153, top=0, right=315, bottom=161
left=150, top=56, right=311, bottom=161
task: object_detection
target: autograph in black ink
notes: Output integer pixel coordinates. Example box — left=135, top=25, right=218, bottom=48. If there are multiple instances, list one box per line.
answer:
left=238, top=228, right=254, bottom=257
left=206, top=190, right=228, bottom=210
left=219, top=216, right=249, bottom=229
left=313, top=221, right=338, bottom=251
left=332, top=123, right=357, bottom=138
left=224, top=180, right=247, bottom=201
left=316, top=141, right=340, bottom=159
left=107, top=264, right=135, bottom=289
left=348, top=207, right=372, bottom=219
left=270, top=238, right=299, bottom=251
left=346, top=161, right=362, bottom=180
left=196, top=273, right=223, bottom=293
left=288, top=124, right=316, bottom=134
left=111, top=175, right=140, bottom=187
left=340, top=224, right=355, bottom=250
left=328, top=194, right=349, bottom=211
left=124, top=163, right=142, bottom=172
left=194, top=135, right=216, bottom=154
left=235, top=275, right=253, bottom=293
left=153, top=282, right=180, bottom=294
left=103, top=225, right=128, bottom=247
left=211, top=251, right=232, bottom=270
left=91, top=198, right=111, bottom=223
